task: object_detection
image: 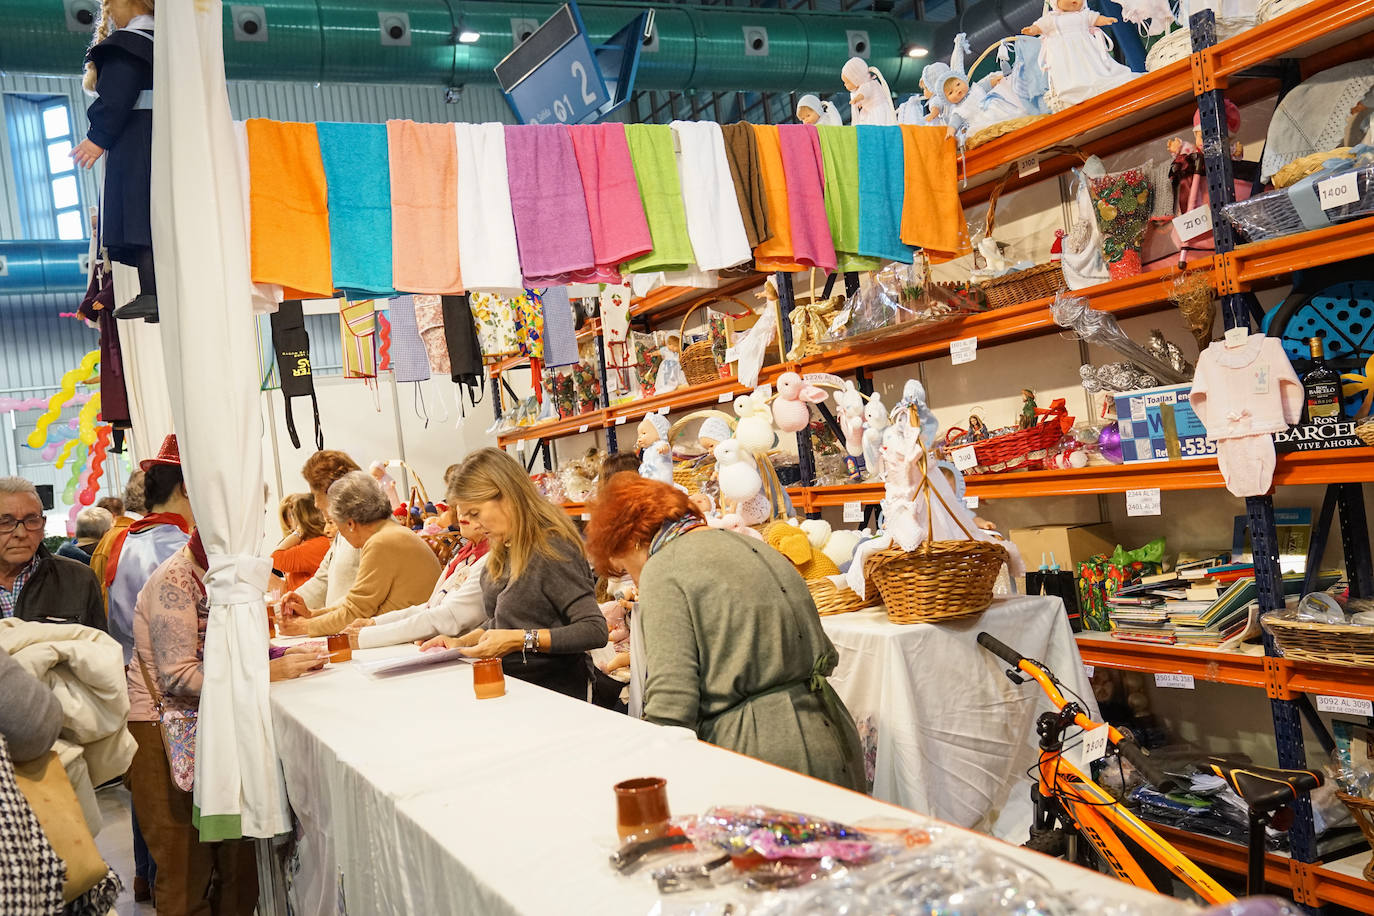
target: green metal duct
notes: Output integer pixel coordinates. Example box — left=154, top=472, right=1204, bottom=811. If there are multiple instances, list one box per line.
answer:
left=0, top=1, right=931, bottom=94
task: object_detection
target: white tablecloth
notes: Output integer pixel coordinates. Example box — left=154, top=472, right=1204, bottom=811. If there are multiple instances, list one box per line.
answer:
left=820, top=595, right=1096, bottom=842
left=269, top=642, right=1165, bottom=916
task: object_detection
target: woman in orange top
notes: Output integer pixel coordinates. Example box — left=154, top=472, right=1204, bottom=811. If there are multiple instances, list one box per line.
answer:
left=271, top=493, right=331, bottom=592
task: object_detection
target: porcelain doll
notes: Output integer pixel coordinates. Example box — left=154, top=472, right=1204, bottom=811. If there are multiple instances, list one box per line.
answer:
left=1022, top=0, right=1136, bottom=112
left=932, top=34, right=1037, bottom=142
left=655, top=335, right=687, bottom=395
left=796, top=94, right=843, bottom=126
left=842, top=57, right=898, bottom=126
left=637, top=413, right=674, bottom=484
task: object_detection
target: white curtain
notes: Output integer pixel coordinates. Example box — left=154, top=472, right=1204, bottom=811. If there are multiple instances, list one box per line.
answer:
left=150, top=0, right=288, bottom=839
left=110, top=262, right=175, bottom=464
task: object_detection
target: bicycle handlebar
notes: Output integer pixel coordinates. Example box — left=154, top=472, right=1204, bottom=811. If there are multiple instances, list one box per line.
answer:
left=1116, top=735, right=1171, bottom=789
left=977, top=632, right=1025, bottom=669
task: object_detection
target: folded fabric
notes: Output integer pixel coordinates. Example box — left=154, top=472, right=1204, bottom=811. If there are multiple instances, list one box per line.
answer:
left=751, top=125, right=804, bottom=273
left=777, top=124, right=837, bottom=273
left=504, top=124, right=596, bottom=286
left=622, top=124, right=695, bottom=274
left=566, top=124, right=653, bottom=282
left=386, top=296, right=432, bottom=383
left=388, top=120, right=463, bottom=294
left=719, top=122, right=772, bottom=249
left=856, top=125, right=914, bottom=264
left=453, top=122, right=524, bottom=292
left=316, top=122, right=395, bottom=297
left=816, top=126, right=882, bottom=273
left=669, top=121, right=752, bottom=271
left=540, top=286, right=579, bottom=368
left=246, top=119, right=333, bottom=298
left=899, top=125, right=971, bottom=262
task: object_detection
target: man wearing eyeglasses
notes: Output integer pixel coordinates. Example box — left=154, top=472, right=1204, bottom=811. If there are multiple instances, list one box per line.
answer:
left=0, top=477, right=105, bottom=631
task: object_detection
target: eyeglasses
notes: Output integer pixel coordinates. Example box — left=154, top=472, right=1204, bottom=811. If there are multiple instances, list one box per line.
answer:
left=0, top=515, right=45, bottom=534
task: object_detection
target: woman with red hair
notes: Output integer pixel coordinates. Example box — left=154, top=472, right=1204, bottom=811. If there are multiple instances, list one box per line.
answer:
left=585, top=473, right=865, bottom=792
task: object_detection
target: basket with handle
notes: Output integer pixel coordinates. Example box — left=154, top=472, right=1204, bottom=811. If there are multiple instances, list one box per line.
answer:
left=864, top=418, right=1009, bottom=624
left=680, top=296, right=752, bottom=387
left=977, top=175, right=1066, bottom=310
left=942, top=400, right=1070, bottom=474
left=1338, top=792, right=1374, bottom=881
left=807, top=576, right=868, bottom=616
left=668, top=409, right=737, bottom=493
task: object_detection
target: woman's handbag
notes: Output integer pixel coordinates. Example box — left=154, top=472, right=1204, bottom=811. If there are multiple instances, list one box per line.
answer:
left=13, top=751, right=110, bottom=902
left=138, top=657, right=197, bottom=793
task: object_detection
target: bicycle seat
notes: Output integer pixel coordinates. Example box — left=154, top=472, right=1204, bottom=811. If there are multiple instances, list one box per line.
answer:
left=1205, top=757, right=1323, bottom=812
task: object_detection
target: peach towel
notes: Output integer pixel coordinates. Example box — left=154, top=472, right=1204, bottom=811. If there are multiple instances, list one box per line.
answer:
left=899, top=126, right=970, bottom=262
left=246, top=119, right=333, bottom=299
left=388, top=120, right=463, bottom=294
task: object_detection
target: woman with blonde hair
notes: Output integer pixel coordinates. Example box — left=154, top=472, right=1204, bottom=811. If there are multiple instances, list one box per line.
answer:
left=271, top=493, right=332, bottom=592
left=423, top=448, right=608, bottom=700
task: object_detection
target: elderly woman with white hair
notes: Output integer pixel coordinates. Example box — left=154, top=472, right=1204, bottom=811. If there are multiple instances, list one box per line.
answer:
left=57, top=505, right=115, bottom=564
left=841, top=56, right=898, bottom=126
left=280, top=471, right=440, bottom=637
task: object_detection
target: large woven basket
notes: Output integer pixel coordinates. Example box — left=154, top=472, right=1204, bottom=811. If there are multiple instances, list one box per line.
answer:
left=1259, top=0, right=1314, bottom=21
left=1145, top=20, right=1251, bottom=72
left=944, top=401, right=1070, bottom=475
left=1338, top=793, right=1374, bottom=882
left=807, top=577, right=868, bottom=616
left=968, top=114, right=1050, bottom=151
left=976, top=178, right=1066, bottom=309
left=680, top=296, right=751, bottom=387
left=1265, top=617, right=1374, bottom=667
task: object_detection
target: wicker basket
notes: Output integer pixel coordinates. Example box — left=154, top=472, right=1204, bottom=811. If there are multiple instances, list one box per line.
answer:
left=421, top=531, right=465, bottom=567
left=807, top=577, right=868, bottom=616
left=1259, top=0, right=1315, bottom=21
left=668, top=409, right=737, bottom=495
left=1356, top=420, right=1374, bottom=447
left=944, top=401, right=1070, bottom=475
left=976, top=178, right=1066, bottom=309
left=967, top=114, right=1050, bottom=151
left=1145, top=20, right=1251, bottom=72
left=1265, top=617, right=1374, bottom=667
left=680, top=296, right=751, bottom=387
left=1337, top=793, right=1374, bottom=882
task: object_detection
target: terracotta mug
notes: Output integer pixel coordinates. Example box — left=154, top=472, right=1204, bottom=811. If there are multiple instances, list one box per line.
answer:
left=614, top=777, right=670, bottom=840
left=326, top=633, right=351, bottom=664
left=472, top=658, right=505, bottom=699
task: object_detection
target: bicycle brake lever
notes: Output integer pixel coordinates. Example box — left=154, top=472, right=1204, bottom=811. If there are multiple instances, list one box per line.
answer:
left=1004, top=669, right=1026, bottom=685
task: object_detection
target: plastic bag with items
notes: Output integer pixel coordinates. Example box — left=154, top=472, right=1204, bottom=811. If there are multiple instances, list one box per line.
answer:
left=820, top=261, right=983, bottom=348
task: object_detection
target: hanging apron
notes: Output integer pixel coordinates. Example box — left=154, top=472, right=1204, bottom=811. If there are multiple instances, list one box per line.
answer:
left=270, top=300, right=324, bottom=449
left=339, top=299, right=378, bottom=379
left=441, top=294, right=486, bottom=413
left=386, top=295, right=433, bottom=383
left=412, top=295, right=451, bottom=375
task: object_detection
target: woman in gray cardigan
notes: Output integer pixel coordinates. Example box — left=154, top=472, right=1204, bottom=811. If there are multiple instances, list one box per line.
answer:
left=586, top=473, right=865, bottom=792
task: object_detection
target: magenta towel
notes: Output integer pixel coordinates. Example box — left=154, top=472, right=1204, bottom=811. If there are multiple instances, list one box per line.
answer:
left=777, top=125, right=837, bottom=272
left=504, top=124, right=595, bottom=285
left=567, top=124, right=652, bottom=282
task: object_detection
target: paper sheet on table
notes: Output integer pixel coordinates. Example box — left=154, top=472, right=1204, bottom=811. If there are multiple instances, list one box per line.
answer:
left=356, top=647, right=475, bottom=677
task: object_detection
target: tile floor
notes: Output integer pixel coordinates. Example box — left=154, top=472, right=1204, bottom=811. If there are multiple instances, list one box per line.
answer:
left=94, top=783, right=156, bottom=916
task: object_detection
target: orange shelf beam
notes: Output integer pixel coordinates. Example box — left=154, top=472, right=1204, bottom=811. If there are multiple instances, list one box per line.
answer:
left=1150, top=825, right=1296, bottom=892
left=1227, top=216, right=1374, bottom=292
left=603, top=363, right=791, bottom=427
left=496, top=410, right=605, bottom=446
left=1207, top=0, right=1374, bottom=83
left=1075, top=634, right=1269, bottom=690
left=1309, top=857, right=1374, bottom=910
left=1281, top=659, right=1374, bottom=704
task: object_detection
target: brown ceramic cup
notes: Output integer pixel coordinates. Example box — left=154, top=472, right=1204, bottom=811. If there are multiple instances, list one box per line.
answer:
left=326, top=633, right=352, bottom=663
left=614, top=777, right=670, bottom=840
left=472, top=657, right=505, bottom=699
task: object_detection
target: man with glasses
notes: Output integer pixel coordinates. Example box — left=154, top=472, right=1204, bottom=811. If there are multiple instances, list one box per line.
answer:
left=0, top=477, right=104, bottom=630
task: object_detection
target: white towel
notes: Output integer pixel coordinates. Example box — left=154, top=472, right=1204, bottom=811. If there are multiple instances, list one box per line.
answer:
left=669, top=121, right=752, bottom=271
left=453, top=122, right=524, bottom=293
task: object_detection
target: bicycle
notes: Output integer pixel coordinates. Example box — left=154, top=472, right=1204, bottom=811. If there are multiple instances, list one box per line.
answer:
left=976, top=632, right=1324, bottom=903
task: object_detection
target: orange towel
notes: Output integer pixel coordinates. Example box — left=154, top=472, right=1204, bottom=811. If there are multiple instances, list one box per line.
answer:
left=751, top=124, right=805, bottom=273
left=247, top=119, right=333, bottom=299
left=388, top=120, right=463, bottom=294
left=899, top=126, right=970, bottom=263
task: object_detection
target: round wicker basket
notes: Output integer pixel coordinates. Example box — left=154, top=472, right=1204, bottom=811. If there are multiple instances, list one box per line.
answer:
left=1145, top=20, right=1251, bottom=72
left=1259, top=0, right=1315, bottom=21
left=865, top=541, right=1008, bottom=625
left=679, top=296, right=751, bottom=387
left=967, top=114, right=1050, bottom=151
left=1356, top=420, right=1374, bottom=447
left=1265, top=617, right=1374, bottom=667
left=1337, top=792, right=1374, bottom=882
left=807, top=577, right=868, bottom=616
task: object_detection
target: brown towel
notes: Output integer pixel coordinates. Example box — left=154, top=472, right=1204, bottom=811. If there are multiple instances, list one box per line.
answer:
left=720, top=122, right=772, bottom=249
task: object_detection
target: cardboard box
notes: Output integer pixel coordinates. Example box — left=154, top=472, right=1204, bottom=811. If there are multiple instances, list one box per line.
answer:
left=1113, top=383, right=1216, bottom=463
left=1009, top=523, right=1118, bottom=572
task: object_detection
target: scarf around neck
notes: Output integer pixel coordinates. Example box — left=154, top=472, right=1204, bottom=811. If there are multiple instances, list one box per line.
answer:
left=648, top=515, right=704, bottom=558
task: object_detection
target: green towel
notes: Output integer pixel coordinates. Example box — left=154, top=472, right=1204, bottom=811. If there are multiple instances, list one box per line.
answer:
left=816, top=126, right=881, bottom=273
left=623, top=125, right=695, bottom=274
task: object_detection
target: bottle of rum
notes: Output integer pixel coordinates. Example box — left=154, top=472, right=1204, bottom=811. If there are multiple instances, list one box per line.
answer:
left=1302, top=337, right=1342, bottom=424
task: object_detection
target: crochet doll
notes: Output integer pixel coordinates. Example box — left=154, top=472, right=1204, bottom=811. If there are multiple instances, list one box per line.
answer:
left=655, top=335, right=687, bottom=395
left=75, top=0, right=158, bottom=322
left=1022, top=0, right=1136, bottom=112
left=841, top=57, right=898, bottom=127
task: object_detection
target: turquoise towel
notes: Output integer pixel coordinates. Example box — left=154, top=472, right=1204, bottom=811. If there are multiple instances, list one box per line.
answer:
left=857, top=126, right=913, bottom=264
left=317, top=122, right=396, bottom=297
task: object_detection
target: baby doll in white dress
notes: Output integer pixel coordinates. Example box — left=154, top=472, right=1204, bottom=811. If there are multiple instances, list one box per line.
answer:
left=842, top=57, right=898, bottom=126
left=1023, top=0, right=1137, bottom=111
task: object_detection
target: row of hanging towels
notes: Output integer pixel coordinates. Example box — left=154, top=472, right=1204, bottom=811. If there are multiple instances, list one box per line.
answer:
left=240, top=119, right=972, bottom=302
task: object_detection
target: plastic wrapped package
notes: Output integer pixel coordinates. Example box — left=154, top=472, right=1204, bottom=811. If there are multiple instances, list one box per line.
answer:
left=1224, top=154, right=1374, bottom=243
left=820, top=261, right=983, bottom=349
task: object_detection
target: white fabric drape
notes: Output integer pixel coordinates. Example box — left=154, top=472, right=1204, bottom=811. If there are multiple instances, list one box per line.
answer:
left=150, top=0, right=288, bottom=839
left=111, top=263, right=175, bottom=463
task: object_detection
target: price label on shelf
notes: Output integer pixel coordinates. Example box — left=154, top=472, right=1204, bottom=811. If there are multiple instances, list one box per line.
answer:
left=754, top=384, right=773, bottom=400
left=615, top=416, right=627, bottom=426
left=1154, top=673, right=1195, bottom=689
left=964, top=495, right=980, bottom=509
left=1076, top=724, right=1110, bottom=770
left=1316, top=695, right=1374, bottom=717
left=658, top=406, right=670, bottom=415
left=1017, top=155, right=1041, bottom=178
left=952, top=446, right=978, bottom=471
left=578, top=425, right=589, bottom=434
left=843, top=501, right=864, bottom=523
left=1172, top=205, right=1213, bottom=242
left=1317, top=172, right=1359, bottom=211
left=724, top=347, right=738, bottom=364
left=580, top=513, right=591, bottom=522
left=1084, top=664, right=1095, bottom=679
left=950, top=337, right=978, bottom=365
left=515, top=439, right=527, bottom=452
left=1126, top=488, right=1161, bottom=517
left=718, top=392, right=734, bottom=404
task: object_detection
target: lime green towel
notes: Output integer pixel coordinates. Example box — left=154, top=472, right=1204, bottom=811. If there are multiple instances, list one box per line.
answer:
left=816, top=126, right=881, bottom=273
left=623, top=124, right=695, bottom=274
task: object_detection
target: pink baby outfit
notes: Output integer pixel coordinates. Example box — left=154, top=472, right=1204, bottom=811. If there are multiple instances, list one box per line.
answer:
left=1189, top=334, right=1303, bottom=497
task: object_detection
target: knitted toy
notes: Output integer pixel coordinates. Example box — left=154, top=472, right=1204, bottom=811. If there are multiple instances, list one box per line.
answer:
left=767, top=520, right=841, bottom=580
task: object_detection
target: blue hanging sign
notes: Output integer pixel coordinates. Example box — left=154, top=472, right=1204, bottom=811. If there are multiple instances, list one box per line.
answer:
left=496, top=2, right=647, bottom=126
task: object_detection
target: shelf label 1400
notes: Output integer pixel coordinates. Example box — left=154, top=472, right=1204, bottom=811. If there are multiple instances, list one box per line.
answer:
left=1317, top=172, right=1359, bottom=211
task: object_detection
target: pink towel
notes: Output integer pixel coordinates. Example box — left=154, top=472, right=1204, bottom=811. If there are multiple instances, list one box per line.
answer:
left=777, top=125, right=837, bottom=272
left=387, top=120, right=463, bottom=294
left=566, top=124, right=652, bottom=283
left=504, top=125, right=595, bottom=286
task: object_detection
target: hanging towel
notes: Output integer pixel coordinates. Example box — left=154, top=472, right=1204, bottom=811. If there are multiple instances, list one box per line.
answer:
left=316, top=122, right=394, bottom=298
left=387, top=296, right=432, bottom=383
left=245, top=119, right=333, bottom=298
left=777, top=124, right=837, bottom=273
left=751, top=125, right=803, bottom=272
left=566, top=123, right=653, bottom=281
left=816, top=126, right=882, bottom=273
left=622, top=124, right=695, bottom=274
left=387, top=120, right=463, bottom=294
left=270, top=300, right=324, bottom=450
left=441, top=294, right=485, bottom=408
left=719, top=122, right=771, bottom=249
left=453, top=122, right=524, bottom=292
left=413, top=295, right=451, bottom=375
left=899, top=125, right=971, bottom=263
left=231, top=121, right=284, bottom=312
left=670, top=120, right=753, bottom=271
left=503, top=124, right=595, bottom=286
left=856, top=125, right=914, bottom=264
left=540, top=286, right=579, bottom=368
left=339, top=299, right=378, bottom=379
